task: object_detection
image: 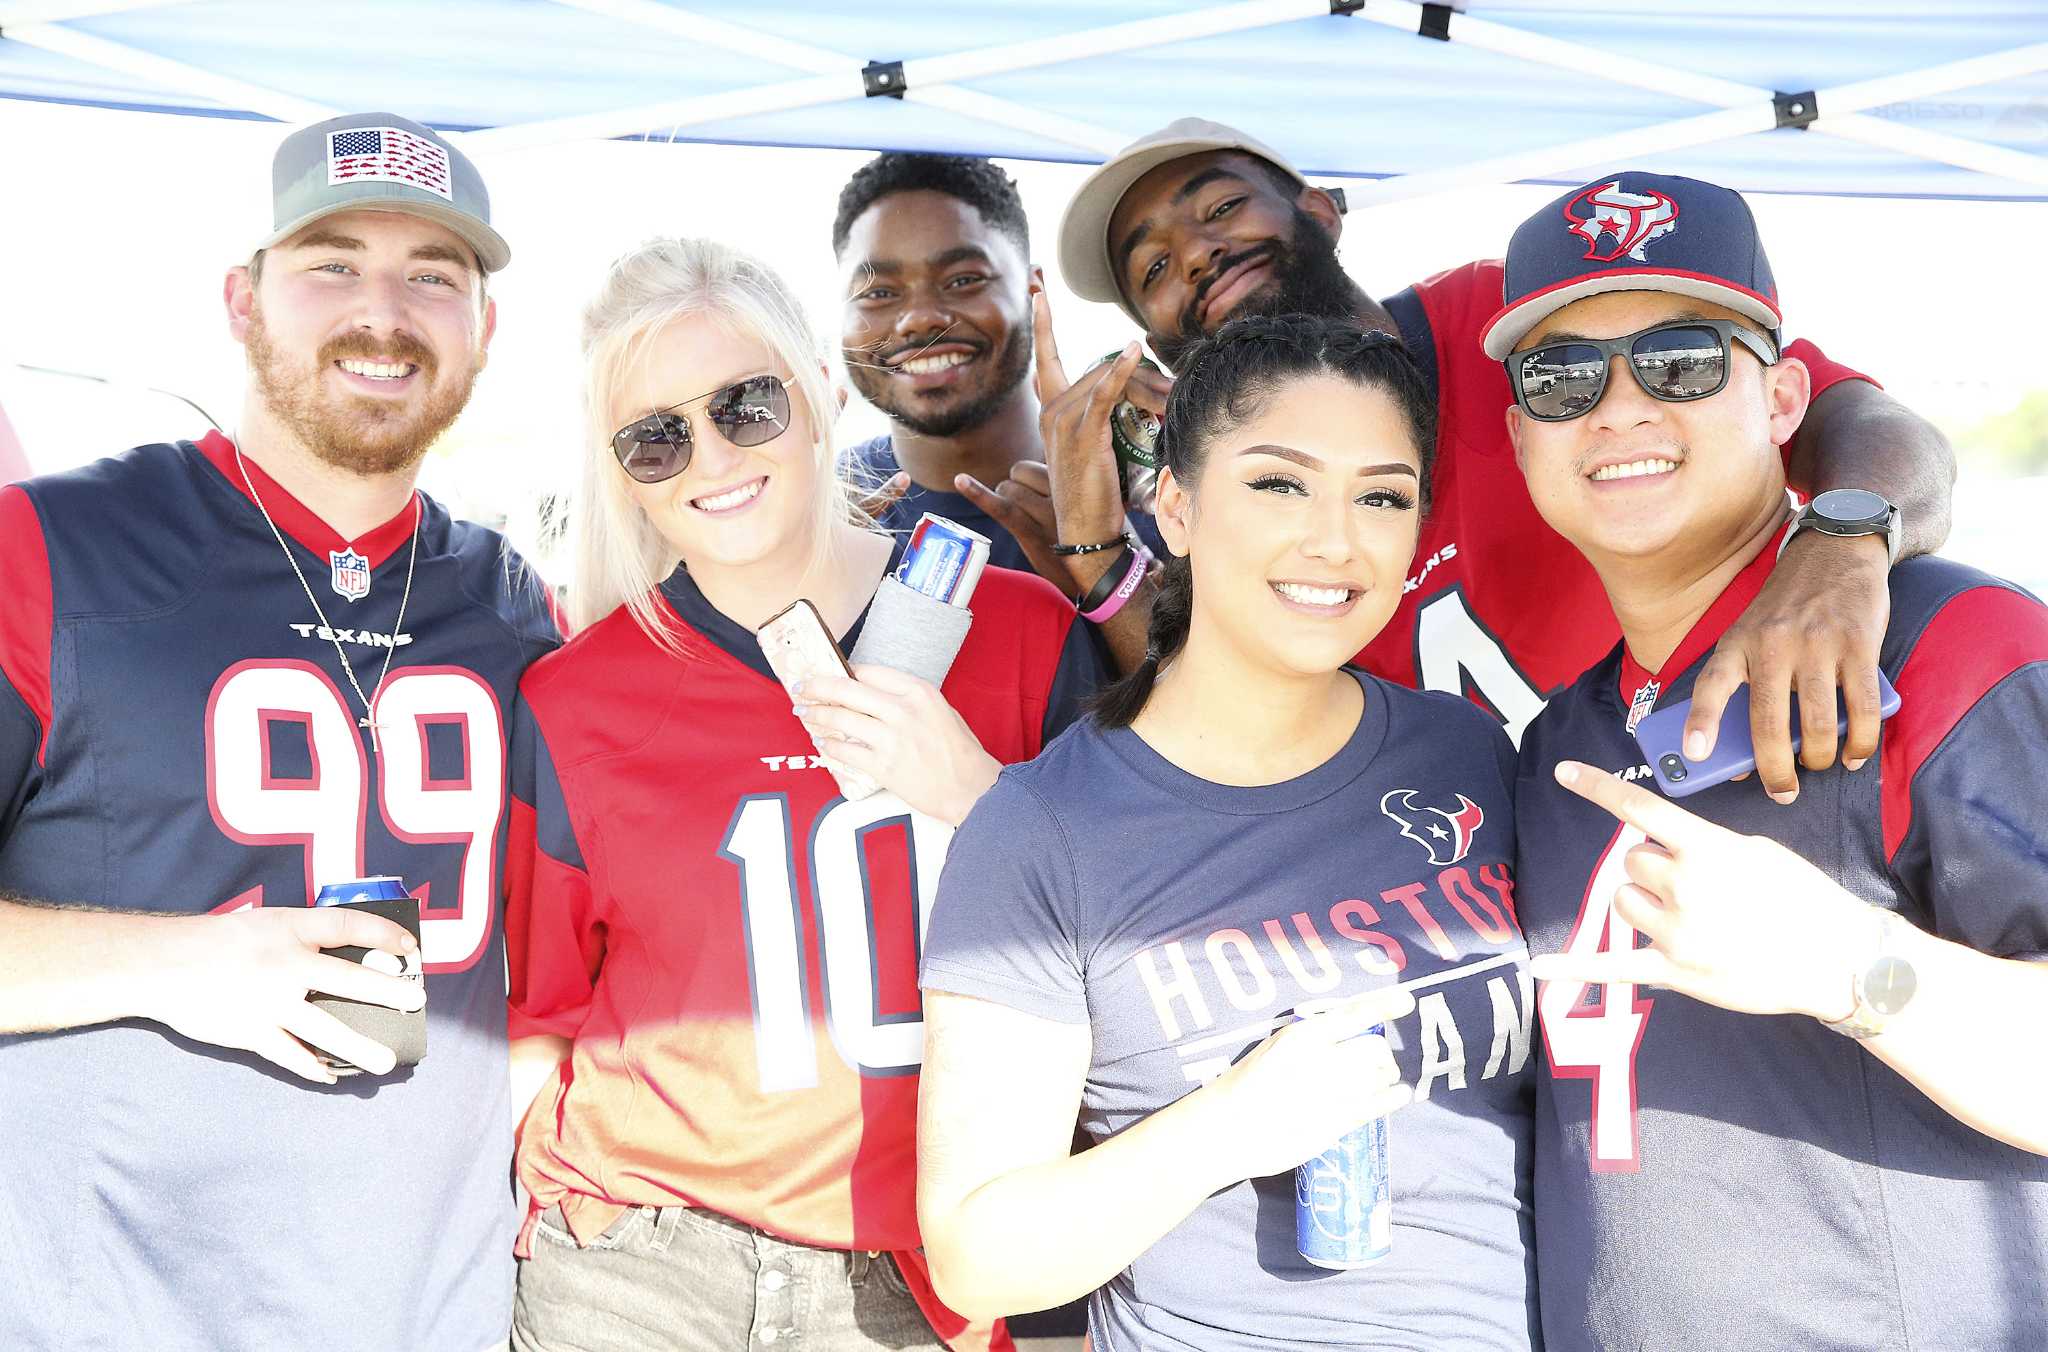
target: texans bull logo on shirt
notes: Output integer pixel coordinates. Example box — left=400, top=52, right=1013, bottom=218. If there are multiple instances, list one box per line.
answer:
left=1379, top=787, right=1485, bottom=866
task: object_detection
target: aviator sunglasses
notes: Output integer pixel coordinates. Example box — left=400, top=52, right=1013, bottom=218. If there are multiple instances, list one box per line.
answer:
left=611, top=372, right=792, bottom=484
left=1507, top=319, right=1778, bottom=423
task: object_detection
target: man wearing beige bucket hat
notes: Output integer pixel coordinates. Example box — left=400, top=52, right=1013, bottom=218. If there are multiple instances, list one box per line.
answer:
left=0, top=111, right=557, bottom=1350
left=1033, top=117, right=1956, bottom=799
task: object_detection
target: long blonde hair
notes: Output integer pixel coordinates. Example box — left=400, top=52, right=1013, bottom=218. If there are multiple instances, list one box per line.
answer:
left=571, top=236, right=866, bottom=648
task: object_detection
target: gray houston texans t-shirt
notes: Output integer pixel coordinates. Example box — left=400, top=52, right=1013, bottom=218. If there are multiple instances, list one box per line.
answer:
left=923, top=673, right=1537, bottom=1351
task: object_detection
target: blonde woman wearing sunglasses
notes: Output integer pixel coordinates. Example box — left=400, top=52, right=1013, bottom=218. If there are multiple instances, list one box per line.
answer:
left=502, top=238, right=1102, bottom=1352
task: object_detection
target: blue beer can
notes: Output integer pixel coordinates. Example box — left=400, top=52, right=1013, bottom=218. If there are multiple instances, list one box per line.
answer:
left=896, top=513, right=992, bottom=608
left=1294, top=1022, right=1393, bottom=1269
left=314, top=875, right=411, bottom=908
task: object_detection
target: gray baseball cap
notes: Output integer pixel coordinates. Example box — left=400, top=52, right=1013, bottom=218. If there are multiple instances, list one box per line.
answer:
left=260, top=111, right=510, bottom=273
left=1058, top=117, right=1307, bottom=308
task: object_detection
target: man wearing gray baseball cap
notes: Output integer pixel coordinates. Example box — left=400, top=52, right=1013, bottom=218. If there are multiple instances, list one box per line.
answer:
left=0, top=111, right=557, bottom=1351
left=1031, top=116, right=1956, bottom=798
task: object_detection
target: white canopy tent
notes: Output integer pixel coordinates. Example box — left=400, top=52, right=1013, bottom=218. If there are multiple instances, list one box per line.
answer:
left=2, top=1, right=2046, bottom=204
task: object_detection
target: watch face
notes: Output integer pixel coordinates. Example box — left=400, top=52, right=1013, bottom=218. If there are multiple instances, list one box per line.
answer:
left=1812, top=488, right=1890, bottom=528
left=1865, top=955, right=1917, bottom=1016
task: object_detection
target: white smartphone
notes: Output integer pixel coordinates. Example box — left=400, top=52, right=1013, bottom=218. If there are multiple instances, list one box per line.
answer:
left=756, top=600, right=879, bottom=800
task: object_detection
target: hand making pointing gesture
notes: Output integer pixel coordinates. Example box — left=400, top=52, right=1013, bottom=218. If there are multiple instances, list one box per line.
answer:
left=1528, top=759, right=1869, bottom=1022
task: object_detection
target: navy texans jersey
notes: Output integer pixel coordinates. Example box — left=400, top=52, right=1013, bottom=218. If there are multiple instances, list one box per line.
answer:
left=1517, top=538, right=2048, bottom=1352
left=0, top=432, right=560, bottom=1352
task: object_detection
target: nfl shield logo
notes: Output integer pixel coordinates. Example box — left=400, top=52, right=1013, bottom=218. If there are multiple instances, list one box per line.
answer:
left=329, top=547, right=372, bottom=602
left=1625, top=679, right=1660, bottom=734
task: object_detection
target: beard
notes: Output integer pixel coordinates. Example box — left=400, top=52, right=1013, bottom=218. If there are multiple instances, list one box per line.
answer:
left=848, top=318, right=1033, bottom=439
left=245, top=305, right=479, bottom=477
left=1151, top=206, right=1365, bottom=372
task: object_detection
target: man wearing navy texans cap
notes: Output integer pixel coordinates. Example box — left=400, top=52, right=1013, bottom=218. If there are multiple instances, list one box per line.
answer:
left=1047, top=118, right=1957, bottom=798
left=1499, top=171, right=2048, bottom=1351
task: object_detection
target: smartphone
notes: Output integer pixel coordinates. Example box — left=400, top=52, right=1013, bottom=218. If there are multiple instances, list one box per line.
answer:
left=756, top=600, right=879, bottom=799
left=1631, top=670, right=1901, bottom=798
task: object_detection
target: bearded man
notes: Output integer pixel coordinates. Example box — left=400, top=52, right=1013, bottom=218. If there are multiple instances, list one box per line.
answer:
left=0, top=111, right=559, bottom=1351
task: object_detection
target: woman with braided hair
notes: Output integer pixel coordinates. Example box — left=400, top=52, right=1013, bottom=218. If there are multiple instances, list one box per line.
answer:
left=915, top=313, right=1538, bottom=1350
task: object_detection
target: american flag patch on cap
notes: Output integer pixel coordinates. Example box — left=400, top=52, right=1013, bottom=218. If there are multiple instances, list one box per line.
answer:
left=327, top=126, right=453, bottom=201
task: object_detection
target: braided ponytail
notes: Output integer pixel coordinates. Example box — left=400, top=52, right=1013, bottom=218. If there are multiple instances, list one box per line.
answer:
left=1089, top=550, right=1193, bottom=729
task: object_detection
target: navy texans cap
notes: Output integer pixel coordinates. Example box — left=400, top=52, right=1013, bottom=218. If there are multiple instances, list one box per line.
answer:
left=1481, top=171, right=1779, bottom=360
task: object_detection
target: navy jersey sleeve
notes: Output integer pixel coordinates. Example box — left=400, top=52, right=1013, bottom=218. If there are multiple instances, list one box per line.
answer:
left=922, top=772, right=1089, bottom=1023
left=1884, top=585, right=2048, bottom=960
left=0, top=486, right=53, bottom=843
left=1043, top=612, right=1111, bottom=743
left=505, top=692, right=607, bottom=1039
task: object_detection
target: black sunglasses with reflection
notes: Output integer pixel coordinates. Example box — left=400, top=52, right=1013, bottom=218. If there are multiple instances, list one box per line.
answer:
left=611, top=372, right=792, bottom=484
left=1508, top=319, right=1778, bottom=423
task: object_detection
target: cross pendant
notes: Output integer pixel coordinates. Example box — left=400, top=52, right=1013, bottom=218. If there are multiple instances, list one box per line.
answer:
left=359, top=715, right=386, bottom=751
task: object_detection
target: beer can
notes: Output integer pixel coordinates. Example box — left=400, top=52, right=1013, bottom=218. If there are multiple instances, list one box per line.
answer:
left=896, top=513, right=993, bottom=609
left=1099, top=350, right=1164, bottom=471
left=1294, top=1022, right=1393, bottom=1269
left=314, top=875, right=411, bottom=908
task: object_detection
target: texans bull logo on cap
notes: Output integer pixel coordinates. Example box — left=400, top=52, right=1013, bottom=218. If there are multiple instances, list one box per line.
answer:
left=1380, top=789, right=1486, bottom=867
left=1565, top=180, right=1680, bottom=263
left=1479, top=170, right=1782, bottom=362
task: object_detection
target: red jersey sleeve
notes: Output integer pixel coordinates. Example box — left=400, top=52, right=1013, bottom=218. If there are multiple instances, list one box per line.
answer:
left=1883, top=584, right=2048, bottom=959
left=1782, top=337, right=1877, bottom=400
left=0, top=486, right=54, bottom=831
left=505, top=692, right=606, bottom=1040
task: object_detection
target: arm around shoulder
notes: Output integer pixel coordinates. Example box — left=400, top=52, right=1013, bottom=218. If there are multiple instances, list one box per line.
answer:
left=1786, top=363, right=1955, bottom=558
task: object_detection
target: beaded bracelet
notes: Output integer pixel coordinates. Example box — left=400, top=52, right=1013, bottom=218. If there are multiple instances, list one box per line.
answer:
left=1050, top=534, right=1130, bottom=557
left=1079, top=541, right=1154, bottom=625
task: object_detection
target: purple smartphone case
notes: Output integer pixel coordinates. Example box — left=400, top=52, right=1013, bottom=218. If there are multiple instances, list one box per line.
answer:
left=1632, top=671, right=1901, bottom=798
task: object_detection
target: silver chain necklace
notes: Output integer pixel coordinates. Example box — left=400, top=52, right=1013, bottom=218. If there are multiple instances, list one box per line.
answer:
left=235, top=445, right=420, bottom=749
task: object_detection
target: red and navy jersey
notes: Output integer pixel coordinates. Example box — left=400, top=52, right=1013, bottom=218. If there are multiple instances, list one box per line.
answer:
left=0, top=432, right=560, bottom=1352
left=506, top=550, right=1101, bottom=1351
left=1358, top=260, right=1867, bottom=742
left=1516, top=541, right=2048, bottom=1352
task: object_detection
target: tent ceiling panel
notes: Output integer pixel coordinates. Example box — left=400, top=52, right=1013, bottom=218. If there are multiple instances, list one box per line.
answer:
left=1, top=1, right=2044, bottom=199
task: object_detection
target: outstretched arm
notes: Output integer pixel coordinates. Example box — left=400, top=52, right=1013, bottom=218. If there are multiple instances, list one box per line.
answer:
left=1529, top=762, right=2048, bottom=1156
left=1689, top=371, right=1957, bottom=802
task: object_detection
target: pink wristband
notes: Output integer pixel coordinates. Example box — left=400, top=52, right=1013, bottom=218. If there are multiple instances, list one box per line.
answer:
left=1080, top=542, right=1153, bottom=624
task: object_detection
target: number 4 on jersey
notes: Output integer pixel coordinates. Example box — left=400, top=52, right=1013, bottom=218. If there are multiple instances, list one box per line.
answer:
left=1539, top=822, right=1654, bottom=1170
left=1415, top=588, right=1547, bottom=744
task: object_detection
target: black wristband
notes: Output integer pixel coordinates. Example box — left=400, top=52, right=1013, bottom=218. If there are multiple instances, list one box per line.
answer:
left=1050, top=534, right=1130, bottom=557
left=1075, top=543, right=1134, bottom=613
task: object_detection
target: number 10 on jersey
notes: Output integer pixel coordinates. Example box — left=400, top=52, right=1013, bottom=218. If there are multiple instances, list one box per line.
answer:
left=721, top=793, right=954, bottom=1092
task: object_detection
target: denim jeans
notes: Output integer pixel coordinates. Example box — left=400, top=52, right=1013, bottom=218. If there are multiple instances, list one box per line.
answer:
left=511, top=1204, right=946, bottom=1351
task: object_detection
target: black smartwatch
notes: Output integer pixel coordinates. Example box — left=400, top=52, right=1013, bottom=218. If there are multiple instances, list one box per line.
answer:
left=1789, top=488, right=1902, bottom=566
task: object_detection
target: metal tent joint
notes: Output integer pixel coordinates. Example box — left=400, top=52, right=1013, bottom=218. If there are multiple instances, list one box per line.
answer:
left=862, top=59, right=906, bottom=99
left=1774, top=89, right=1819, bottom=129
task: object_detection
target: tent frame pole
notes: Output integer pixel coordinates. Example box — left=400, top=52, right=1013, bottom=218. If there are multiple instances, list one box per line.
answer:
left=0, top=11, right=337, bottom=123
left=462, top=0, right=1332, bottom=152
left=547, top=0, right=1128, bottom=155
left=1344, top=3, right=2048, bottom=201
left=0, top=1, right=185, bottom=24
